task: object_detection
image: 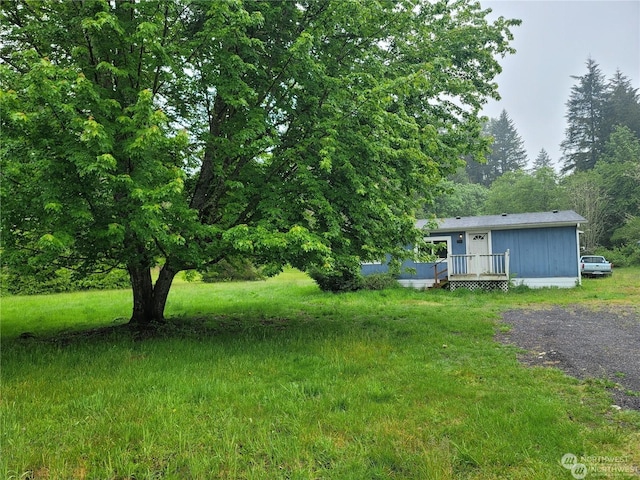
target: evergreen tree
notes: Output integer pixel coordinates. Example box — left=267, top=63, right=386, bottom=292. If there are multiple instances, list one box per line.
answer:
left=561, top=58, right=608, bottom=172
left=532, top=148, right=553, bottom=171
left=603, top=70, right=640, bottom=140
left=464, top=152, right=491, bottom=186
left=465, top=110, right=527, bottom=186
left=487, top=110, right=528, bottom=183
left=465, top=121, right=492, bottom=186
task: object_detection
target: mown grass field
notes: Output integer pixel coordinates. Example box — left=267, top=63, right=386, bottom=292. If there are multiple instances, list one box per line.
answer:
left=1, top=268, right=639, bottom=479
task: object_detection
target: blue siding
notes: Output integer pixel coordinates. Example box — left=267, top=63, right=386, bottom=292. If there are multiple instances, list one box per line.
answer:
left=450, top=234, right=466, bottom=255
left=362, top=255, right=440, bottom=280
left=361, top=262, right=389, bottom=276
left=361, top=226, right=579, bottom=281
left=491, top=226, right=579, bottom=278
left=397, top=260, right=436, bottom=280
left=362, top=233, right=463, bottom=281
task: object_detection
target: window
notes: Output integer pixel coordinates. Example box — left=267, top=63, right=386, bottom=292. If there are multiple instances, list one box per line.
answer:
left=432, top=242, right=448, bottom=259
left=417, top=236, right=451, bottom=263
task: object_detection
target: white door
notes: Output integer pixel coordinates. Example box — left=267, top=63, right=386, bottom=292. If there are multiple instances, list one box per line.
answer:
left=468, top=232, right=490, bottom=274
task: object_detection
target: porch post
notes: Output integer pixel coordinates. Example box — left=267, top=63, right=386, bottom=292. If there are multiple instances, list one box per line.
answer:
left=505, top=249, right=510, bottom=278
left=474, top=254, right=480, bottom=278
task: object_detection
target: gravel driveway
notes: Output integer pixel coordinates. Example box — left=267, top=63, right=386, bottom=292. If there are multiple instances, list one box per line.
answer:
left=497, top=305, right=640, bottom=410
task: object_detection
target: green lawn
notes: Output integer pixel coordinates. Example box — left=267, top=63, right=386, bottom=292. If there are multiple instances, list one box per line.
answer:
left=1, top=269, right=639, bottom=479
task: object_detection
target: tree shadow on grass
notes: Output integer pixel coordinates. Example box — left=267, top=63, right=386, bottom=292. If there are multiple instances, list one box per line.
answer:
left=12, top=313, right=331, bottom=347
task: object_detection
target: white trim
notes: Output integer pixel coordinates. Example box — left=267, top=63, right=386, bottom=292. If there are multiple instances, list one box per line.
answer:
left=576, top=225, right=583, bottom=286
left=418, top=236, right=451, bottom=263
left=398, top=279, right=435, bottom=289
left=511, top=277, right=580, bottom=289
left=424, top=235, right=452, bottom=245
left=420, top=236, right=451, bottom=284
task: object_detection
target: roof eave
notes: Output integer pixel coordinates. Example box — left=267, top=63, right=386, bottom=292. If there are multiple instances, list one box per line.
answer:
left=430, top=220, right=586, bottom=232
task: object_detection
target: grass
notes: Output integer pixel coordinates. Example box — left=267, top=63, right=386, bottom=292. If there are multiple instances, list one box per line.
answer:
left=1, top=268, right=639, bottom=479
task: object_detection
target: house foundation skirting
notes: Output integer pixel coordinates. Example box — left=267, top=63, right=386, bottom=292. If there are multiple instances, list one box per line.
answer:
left=511, top=277, right=580, bottom=288
left=449, top=280, right=509, bottom=292
left=397, top=279, right=435, bottom=289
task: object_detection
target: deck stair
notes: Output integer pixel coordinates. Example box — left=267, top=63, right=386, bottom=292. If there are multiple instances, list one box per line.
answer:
left=431, top=261, right=449, bottom=289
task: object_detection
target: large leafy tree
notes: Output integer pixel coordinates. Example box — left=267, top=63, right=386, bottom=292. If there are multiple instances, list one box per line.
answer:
left=483, top=167, right=563, bottom=215
left=561, top=58, right=608, bottom=172
left=561, top=171, right=608, bottom=251
left=1, top=0, right=518, bottom=325
left=425, top=180, right=488, bottom=218
left=593, top=125, right=640, bottom=246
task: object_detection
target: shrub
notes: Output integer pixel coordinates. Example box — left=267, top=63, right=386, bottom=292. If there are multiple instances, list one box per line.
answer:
left=0, top=267, right=130, bottom=296
left=74, top=269, right=130, bottom=290
left=308, top=265, right=364, bottom=292
left=200, top=257, right=265, bottom=283
left=361, top=273, right=400, bottom=291
left=594, top=244, right=640, bottom=268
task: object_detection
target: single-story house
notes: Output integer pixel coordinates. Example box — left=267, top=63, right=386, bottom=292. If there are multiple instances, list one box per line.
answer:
left=362, top=210, right=587, bottom=290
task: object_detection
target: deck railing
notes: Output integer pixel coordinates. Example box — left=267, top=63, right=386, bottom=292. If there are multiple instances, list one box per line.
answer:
left=433, top=259, right=449, bottom=287
left=449, top=250, right=510, bottom=278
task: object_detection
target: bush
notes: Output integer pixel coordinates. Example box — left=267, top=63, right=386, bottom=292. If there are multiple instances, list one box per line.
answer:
left=361, top=273, right=400, bottom=291
left=308, top=265, right=364, bottom=292
left=0, top=267, right=130, bottom=296
left=594, top=244, right=640, bottom=268
left=200, top=257, right=265, bottom=283
left=74, top=269, right=130, bottom=290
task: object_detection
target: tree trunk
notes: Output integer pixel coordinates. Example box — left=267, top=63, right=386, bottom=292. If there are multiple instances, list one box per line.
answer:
left=127, top=263, right=177, bottom=327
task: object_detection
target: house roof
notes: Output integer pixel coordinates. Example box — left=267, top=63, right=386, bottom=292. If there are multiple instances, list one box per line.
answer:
left=417, top=210, right=587, bottom=232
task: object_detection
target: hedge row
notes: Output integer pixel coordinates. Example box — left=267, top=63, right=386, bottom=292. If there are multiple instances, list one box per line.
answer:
left=1, top=267, right=130, bottom=296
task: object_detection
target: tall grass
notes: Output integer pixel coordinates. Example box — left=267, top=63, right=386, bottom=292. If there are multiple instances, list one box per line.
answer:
left=1, top=268, right=639, bottom=479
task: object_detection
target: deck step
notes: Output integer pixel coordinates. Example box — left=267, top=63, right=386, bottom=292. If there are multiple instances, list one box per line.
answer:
left=430, top=279, right=449, bottom=289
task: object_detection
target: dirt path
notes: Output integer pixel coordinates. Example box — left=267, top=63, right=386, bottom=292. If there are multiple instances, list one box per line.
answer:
left=497, top=305, right=640, bottom=410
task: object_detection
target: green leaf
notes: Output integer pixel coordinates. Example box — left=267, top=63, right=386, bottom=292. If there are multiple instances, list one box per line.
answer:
left=44, top=202, right=63, bottom=213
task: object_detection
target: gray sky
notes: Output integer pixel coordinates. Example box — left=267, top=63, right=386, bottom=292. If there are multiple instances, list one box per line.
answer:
left=481, top=0, right=640, bottom=168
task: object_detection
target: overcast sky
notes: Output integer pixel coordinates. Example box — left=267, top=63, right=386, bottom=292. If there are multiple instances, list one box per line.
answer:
left=480, top=0, right=640, bottom=168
